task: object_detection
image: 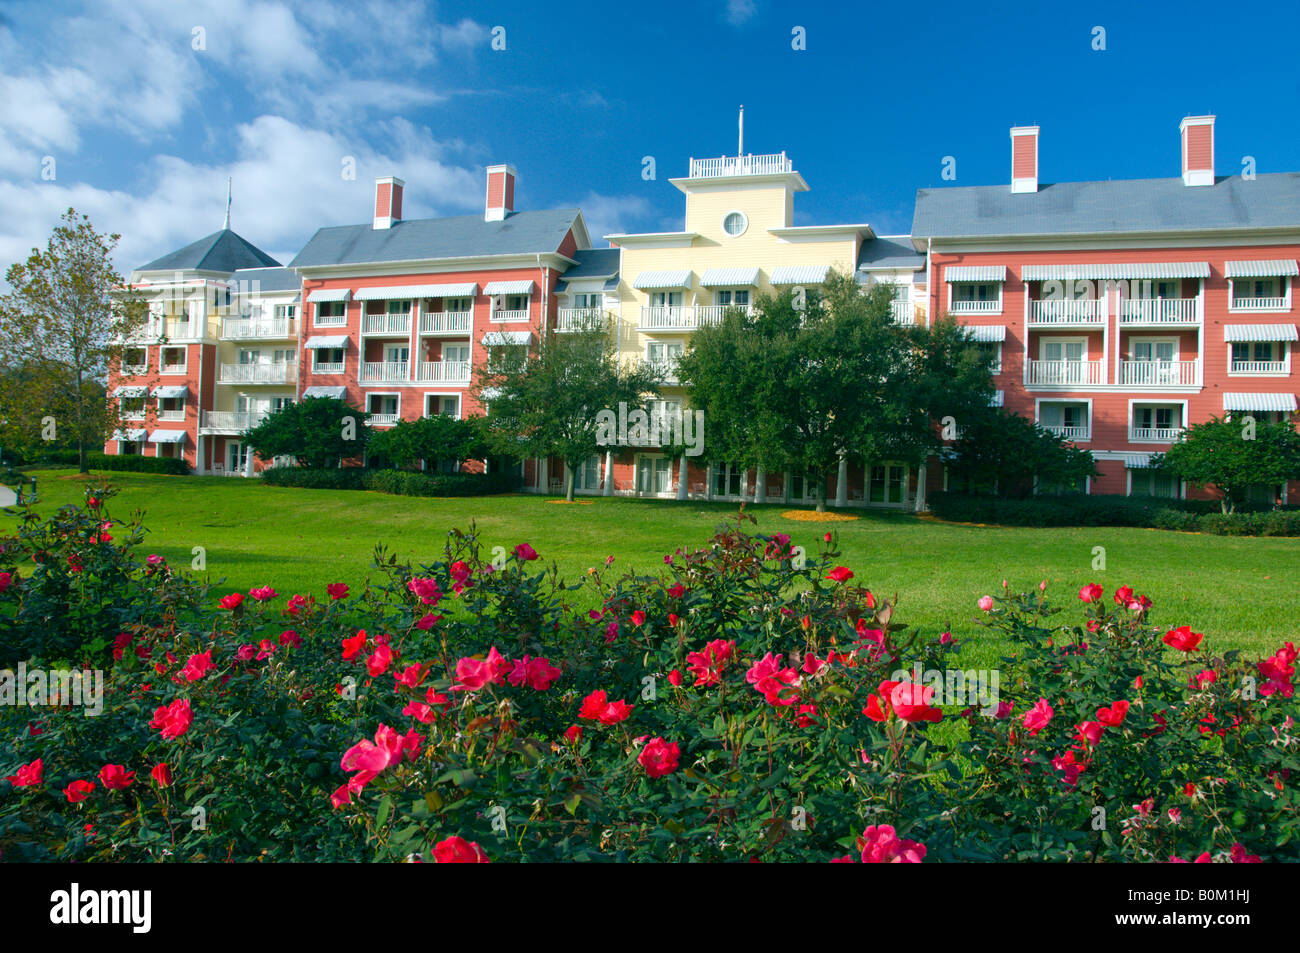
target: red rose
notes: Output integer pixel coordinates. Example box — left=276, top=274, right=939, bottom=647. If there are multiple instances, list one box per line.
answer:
left=637, top=737, right=680, bottom=778
left=433, top=836, right=489, bottom=863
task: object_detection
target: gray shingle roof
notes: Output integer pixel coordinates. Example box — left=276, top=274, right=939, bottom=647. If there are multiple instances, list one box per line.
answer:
left=230, top=266, right=299, bottom=293
left=289, top=209, right=582, bottom=268
left=560, top=247, right=620, bottom=279
left=857, top=235, right=925, bottom=270
left=912, top=173, right=1300, bottom=239
left=136, top=229, right=280, bottom=274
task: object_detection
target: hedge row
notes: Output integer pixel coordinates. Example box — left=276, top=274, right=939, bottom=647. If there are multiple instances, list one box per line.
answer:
left=16, top=451, right=189, bottom=475
left=928, top=491, right=1300, bottom=536
left=260, top=466, right=521, bottom=497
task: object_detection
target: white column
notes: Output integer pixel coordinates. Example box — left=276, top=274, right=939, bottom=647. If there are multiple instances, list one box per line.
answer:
left=704, top=462, right=712, bottom=501
left=835, top=454, right=848, bottom=507
left=754, top=466, right=766, bottom=503
left=677, top=456, right=688, bottom=500
left=244, top=444, right=255, bottom=477
left=914, top=463, right=927, bottom=512
left=603, top=451, right=614, bottom=496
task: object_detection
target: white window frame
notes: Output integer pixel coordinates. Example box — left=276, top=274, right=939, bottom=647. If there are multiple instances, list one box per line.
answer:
left=948, top=281, right=1003, bottom=315
left=1128, top=336, right=1180, bottom=363
left=311, top=347, right=346, bottom=373
left=159, top=346, right=188, bottom=374
left=1034, top=397, right=1093, bottom=442
left=1126, top=468, right=1185, bottom=499
left=721, top=210, right=749, bottom=237
left=1229, top=276, right=1291, bottom=312
left=1038, top=336, right=1089, bottom=362
left=1127, top=398, right=1189, bottom=444
left=314, top=300, right=348, bottom=327
left=634, top=453, right=673, bottom=496
left=1227, top=340, right=1290, bottom=376
left=366, top=391, right=401, bottom=422
left=423, top=393, right=462, bottom=419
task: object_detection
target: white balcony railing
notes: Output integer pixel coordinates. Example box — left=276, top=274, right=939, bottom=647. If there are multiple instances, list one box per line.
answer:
left=367, top=413, right=399, bottom=427
left=490, top=309, right=530, bottom=323
left=417, top=360, right=470, bottom=383
left=1028, top=299, right=1106, bottom=324
left=695, top=305, right=754, bottom=326
left=419, top=312, right=472, bottom=334
left=645, top=360, right=681, bottom=384
left=314, top=313, right=347, bottom=327
left=688, top=152, right=793, bottom=178
left=1231, top=296, right=1288, bottom=311
left=1043, top=424, right=1091, bottom=441
left=890, top=300, right=915, bottom=324
left=360, top=361, right=409, bottom=383
left=1025, top=359, right=1105, bottom=386
left=1130, top=426, right=1184, bottom=443
left=222, top=317, right=296, bottom=340
left=639, top=306, right=697, bottom=330
left=120, top=364, right=148, bottom=376
left=311, top=361, right=345, bottom=375
left=219, top=362, right=297, bottom=384
left=160, top=364, right=188, bottom=376
left=1118, top=360, right=1200, bottom=386
left=1230, top=360, right=1289, bottom=375
left=362, top=312, right=411, bottom=335
left=1118, top=298, right=1200, bottom=324
left=200, top=410, right=270, bottom=433
left=556, top=308, right=606, bottom=332
left=156, top=409, right=186, bottom=421
left=950, top=300, right=1002, bottom=314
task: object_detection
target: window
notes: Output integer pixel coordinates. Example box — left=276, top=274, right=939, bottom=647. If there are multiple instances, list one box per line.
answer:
left=312, top=348, right=345, bottom=372
left=273, top=304, right=296, bottom=321
left=647, top=398, right=682, bottom=436
left=716, top=289, right=750, bottom=307
left=1131, top=339, right=1178, bottom=363
left=1136, top=406, right=1175, bottom=430
left=712, top=463, right=743, bottom=497
left=122, top=348, right=147, bottom=372
left=572, top=293, right=602, bottom=310
left=953, top=283, right=998, bottom=302
left=722, top=211, right=748, bottom=236
left=488, top=344, right=528, bottom=371
left=120, top=397, right=146, bottom=419
left=868, top=464, right=906, bottom=505
left=316, top=301, right=346, bottom=325
left=1041, top=339, right=1086, bottom=362
left=576, top=455, right=602, bottom=491
left=443, top=344, right=470, bottom=364
left=647, top=341, right=683, bottom=379
left=428, top=395, right=460, bottom=418
left=270, top=397, right=293, bottom=413
left=444, top=297, right=472, bottom=313
left=974, top=341, right=1002, bottom=373
left=160, top=346, right=187, bottom=373
left=1131, top=470, right=1178, bottom=498
left=1231, top=277, right=1289, bottom=309
left=1243, top=483, right=1285, bottom=506
left=635, top=455, right=673, bottom=494
left=368, top=395, right=398, bottom=416
left=650, top=291, right=683, bottom=309
left=158, top=396, right=186, bottom=420
left=1230, top=341, right=1285, bottom=372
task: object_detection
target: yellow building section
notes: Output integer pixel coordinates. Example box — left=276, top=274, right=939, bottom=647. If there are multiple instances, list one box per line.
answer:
left=604, top=155, right=870, bottom=396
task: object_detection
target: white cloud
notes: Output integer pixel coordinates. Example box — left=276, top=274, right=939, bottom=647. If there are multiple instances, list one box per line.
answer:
left=572, top=192, right=656, bottom=244
left=725, top=0, right=757, bottom=26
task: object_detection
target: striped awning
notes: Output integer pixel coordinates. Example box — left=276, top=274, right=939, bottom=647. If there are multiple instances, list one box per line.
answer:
left=1124, top=453, right=1155, bottom=469
left=304, top=335, right=350, bottom=349
left=483, top=280, right=535, bottom=295
left=1224, top=259, right=1299, bottom=279
left=632, top=270, right=693, bottom=290
left=110, top=428, right=147, bottom=441
left=1222, top=393, right=1297, bottom=412
left=306, top=288, right=352, bottom=303
left=960, top=324, right=1006, bottom=342
left=355, top=283, right=478, bottom=300
left=769, top=265, right=830, bottom=285
left=1022, top=262, right=1209, bottom=281
left=302, top=386, right=347, bottom=399
left=700, top=267, right=760, bottom=287
left=148, top=429, right=187, bottom=444
left=1223, top=324, right=1298, bottom=343
left=944, top=265, right=1007, bottom=283
left=482, top=330, right=532, bottom=346
left=150, top=385, right=188, bottom=398
left=111, top=386, right=147, bottom=398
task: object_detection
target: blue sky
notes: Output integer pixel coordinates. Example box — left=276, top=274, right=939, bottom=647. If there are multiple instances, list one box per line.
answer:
left=2, top=0, right=1298, bottom=277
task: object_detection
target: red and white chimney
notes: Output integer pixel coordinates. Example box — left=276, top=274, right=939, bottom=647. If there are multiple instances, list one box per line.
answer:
left=373, top=176, right=404, bottom=229
left=1010, top=126, right=1039, bottom=194
left=485, top=164, right=517, bottom=222
left=1180, top=115, right=1215, bottom=187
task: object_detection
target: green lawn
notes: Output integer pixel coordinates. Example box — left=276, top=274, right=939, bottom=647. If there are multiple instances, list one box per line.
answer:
left=5, top=470, right=1298, bottom=661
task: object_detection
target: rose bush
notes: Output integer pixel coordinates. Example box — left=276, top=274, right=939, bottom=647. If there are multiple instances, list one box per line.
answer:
left=1, top=484, right=1296, bottom=862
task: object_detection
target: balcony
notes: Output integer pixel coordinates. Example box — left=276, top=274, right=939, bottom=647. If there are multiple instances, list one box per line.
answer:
left=366, top=413, right=399, bottom=427
left=314, top=313, right=347, bottom=328
left=1130, top=426, right=1184, bottom=443
left=222, top=317, right=296, bottom=340
left=1043, top=424, right=1091, bottom=442
left=1230, top=360, right=1289, bottom=375
left=1231, top=296, right=1288, bottom=311
left=219, top=362, right=297, bottom=384
left=156, top=409, right=186, bottom=422
left=638, top=306, right=697, bottom=331
left=416, top=360, right=470, bottom=383
left=1118, top=298, right=1200, bottom=325
left=645, top=360, right=681, bottom=385
left=1028, top=299, right=1106, bottom=325
left=1025, top=360, right=1105, bottom=386
left=311, top=361, right=345, bottom=375
left=360, top=361, right=409, bottom=383
left=489, top=309, right=529, bottom=323
left=200, top=410, right=269, bottom=434
left=695, top=305, right=753, bottom=326
left=556, top=308, right=606, bottom=332
left=159, top=363, right=189, bottom=376
left=890, top=300, right=916, bottom=324
left=1117, top=360, right=1200, bottom=387
left=362, top=312, right=411, bottom=335
left=950, top=299, right=1001, bottom=315
left=688, top=152, right=793, bottom=178
left=419, top=312, right=472, bottom=335
left=120, top=363, right=148, bottom=376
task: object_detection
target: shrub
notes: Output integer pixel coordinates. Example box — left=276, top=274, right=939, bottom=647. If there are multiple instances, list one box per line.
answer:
left=18, top=451, right=188, bottom=475
left=260, top=467, right=520, bottom=497
left=259, top=467, right=369, bottom=491
left=1, top=490, right=1296, bottom=862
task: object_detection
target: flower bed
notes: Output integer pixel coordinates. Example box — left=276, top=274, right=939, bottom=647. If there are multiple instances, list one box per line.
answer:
left=0, top=484, right=1296, bottom=862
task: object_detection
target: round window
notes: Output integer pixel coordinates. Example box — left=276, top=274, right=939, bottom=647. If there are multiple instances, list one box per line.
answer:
left=722, top=211, right=748, bottom=237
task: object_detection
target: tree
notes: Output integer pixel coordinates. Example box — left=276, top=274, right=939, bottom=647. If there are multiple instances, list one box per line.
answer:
left=678, top=272, right=998, bottom=511
left=0, top=209, right=148, bottom=472
left=944, top=408, right=1098, bottom=497
left=475, top=321, right=661, bottom=500
left=367, top=414, right=488, bottom=471
left=1154, top=415, right=1300, bottom=513
left=245, top=396, right=371, bottom=469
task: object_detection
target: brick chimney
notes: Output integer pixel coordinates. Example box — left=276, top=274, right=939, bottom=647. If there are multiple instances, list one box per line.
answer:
left=1180, top=115, right=1215, bottom=187
left=1010, top=126, right=1039, bottom=194
left=485, top=164, right=516, bottom=222
left=373, top=176, right=404, bottom=229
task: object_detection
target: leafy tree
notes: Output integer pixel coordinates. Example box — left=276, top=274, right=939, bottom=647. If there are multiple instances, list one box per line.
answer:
left=678, top=272, right=997, bottom=511
left=245, top=396, right=370, bottom=469
left=944, top=408, right=1098, bottom=497
left=1154, top=415, right=1300, bottom=513
left=367, top=414, right=488, bottom=471
left=0, top=209, right=148, bottom=472
left=475, top=321, right=661, bottom=500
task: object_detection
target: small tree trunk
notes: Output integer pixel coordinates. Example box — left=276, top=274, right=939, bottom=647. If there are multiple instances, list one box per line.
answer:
left=78, top=436, right=88, bottom=474
left=815, top=478, right=826, bottom=513
left=565, top=465, right=576, bottom=501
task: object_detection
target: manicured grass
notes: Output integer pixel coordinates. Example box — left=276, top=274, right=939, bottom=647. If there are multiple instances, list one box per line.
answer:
left=6, top=470, right=1298, bottom=661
